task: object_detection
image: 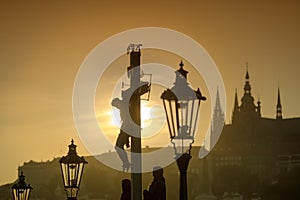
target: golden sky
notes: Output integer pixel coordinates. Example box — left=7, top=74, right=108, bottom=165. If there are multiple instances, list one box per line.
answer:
left=0, top=0, right=300, bottom=185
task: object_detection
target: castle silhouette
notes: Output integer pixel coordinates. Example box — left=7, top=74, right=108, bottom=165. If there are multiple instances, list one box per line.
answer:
left=204, top=65, right=300, bottom=199
left=211, top=66, right=300, bottom=156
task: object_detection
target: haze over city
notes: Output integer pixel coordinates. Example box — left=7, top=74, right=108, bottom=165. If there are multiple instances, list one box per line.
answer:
left=0, top=0, right=299, bottom=186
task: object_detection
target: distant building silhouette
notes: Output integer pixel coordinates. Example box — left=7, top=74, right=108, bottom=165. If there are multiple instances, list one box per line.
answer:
left=215, top=66, right=300, bottom=155
left=209, top=88, right=225, bottom=151
left=193, top=157, right=217, bottom=200
left=208, top=65, right=300, bottom=198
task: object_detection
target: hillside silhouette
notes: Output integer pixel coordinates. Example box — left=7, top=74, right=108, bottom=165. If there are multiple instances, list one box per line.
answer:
left=1, top=146, right=300, bottom=199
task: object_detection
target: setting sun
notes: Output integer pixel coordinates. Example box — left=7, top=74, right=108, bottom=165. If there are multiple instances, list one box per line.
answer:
left=141, top=102, right=153, bottom=128
left=109, top=101, right=166, bottom=137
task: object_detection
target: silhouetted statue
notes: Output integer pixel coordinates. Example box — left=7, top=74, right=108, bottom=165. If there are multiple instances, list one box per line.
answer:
left=112, top=79, right=150, bottom=171
left=120, top=179, right=131, bottom=200
left=112, top=89, right=133, bottom=171
left=144, top=166, right=166, bottom=200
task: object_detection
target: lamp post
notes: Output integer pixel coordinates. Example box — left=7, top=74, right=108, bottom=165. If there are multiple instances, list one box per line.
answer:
left=12, top=171, right=33, bottom=200
left=161, top=61, right=206, bottom=200
left=59, top=139, right=88, bottom=200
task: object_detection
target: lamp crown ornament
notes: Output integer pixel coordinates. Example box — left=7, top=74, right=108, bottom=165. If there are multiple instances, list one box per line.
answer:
left=68, top=139, right=77, bottom=155
left=177, top=60, right=188, bottom=79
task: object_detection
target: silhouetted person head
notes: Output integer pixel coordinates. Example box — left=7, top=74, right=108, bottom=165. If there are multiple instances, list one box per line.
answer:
left=121, top=179, right=131, bottom=200
left=153, top=166, right=164, bottom=179
left=144, top=166, right=166, bottom=200
left=122, top=179, right=131, bottom=192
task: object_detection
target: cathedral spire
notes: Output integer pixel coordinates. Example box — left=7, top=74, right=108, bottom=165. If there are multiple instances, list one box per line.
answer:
left=213, top=87, right=224, bottom=120
left=232, top=89, right=239, bottom=124
left=214, top=87, right=222, bottom=113
left=234, top=89, right=239, bottom=110
left=244, top=62, right=251, bottom=94
left=245, top=62, right=249, bottom=80
left=210, top=87, right=224, bottom=148
left=276, top=88, right=282, bottom=119
left=239, top=63, right=259, bottom=119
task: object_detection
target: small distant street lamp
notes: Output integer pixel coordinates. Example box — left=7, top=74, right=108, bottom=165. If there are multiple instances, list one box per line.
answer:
left=59, top=139, right=88, bottom=200
left=161, top=61, right=206, bottom=200
left=12, top=171, right=33, bottom=200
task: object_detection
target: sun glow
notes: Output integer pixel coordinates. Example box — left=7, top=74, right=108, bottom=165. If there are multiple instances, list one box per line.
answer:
left=109, top=101, right=166, bottom=138
left=110, top=102, right=161, bottom=127
left=141, top=102, right=153, bottom=128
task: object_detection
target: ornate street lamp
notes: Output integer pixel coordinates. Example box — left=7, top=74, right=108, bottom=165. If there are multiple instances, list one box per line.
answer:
left=12, top=171, right=33, bottom=200
left=161, top=61, right=206, bottom=200
left=59, top=139, right=88, bottom=200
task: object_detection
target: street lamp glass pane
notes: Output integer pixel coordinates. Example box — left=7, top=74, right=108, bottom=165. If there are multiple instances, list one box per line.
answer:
left=192, top=100, right=201, bottom=138
left=13, top=188, right=28, bottom=200
left=170, top=100, right=177, bottom=138
left=19, top=189, right=25, bottom=200
left=13, top=189, right=17, bottom=200
left=177, top=99, right=200, bottom=139
left=25, top=189, right=30, bottom=200
left=69, top=163, right=77, bottom=187
left=163, top=99, right=175, bottom=139
left=77, top=163, right=84, bottom=186
left=60, top=163, right=68, bottom=187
